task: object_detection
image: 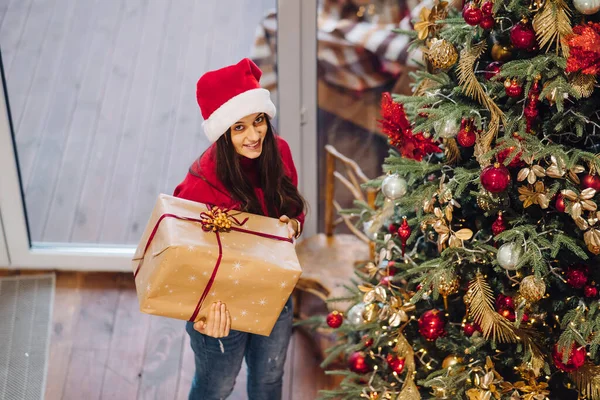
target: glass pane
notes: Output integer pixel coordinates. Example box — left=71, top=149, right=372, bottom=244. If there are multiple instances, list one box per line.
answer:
left=1, top=0, right=277, bottom=246
left=315, top=0, right=418, bottom=231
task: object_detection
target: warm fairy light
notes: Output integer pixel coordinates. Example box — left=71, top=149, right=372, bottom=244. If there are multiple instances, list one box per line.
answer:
left=393, top=372, right=398, bottom=377
left=388, top=341, right=393, bottom=346
left=374, top=365, right=378, bottom=371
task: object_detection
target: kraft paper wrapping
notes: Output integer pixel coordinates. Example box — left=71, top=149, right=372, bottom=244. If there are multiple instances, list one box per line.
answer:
left=132, top=193, right=302, bottom=336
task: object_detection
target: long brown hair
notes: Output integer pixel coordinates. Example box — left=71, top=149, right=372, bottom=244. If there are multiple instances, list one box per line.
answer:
left=209, top=119, right=306, bottom=218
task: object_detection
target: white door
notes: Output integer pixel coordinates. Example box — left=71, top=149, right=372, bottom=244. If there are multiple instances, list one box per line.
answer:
left=0, top=213, right=8, bottom=267
left=0, top=0, right=304, bottom=270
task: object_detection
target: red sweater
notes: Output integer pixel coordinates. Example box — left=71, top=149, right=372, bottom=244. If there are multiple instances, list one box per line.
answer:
left=173, top=136, right=305, bottom=230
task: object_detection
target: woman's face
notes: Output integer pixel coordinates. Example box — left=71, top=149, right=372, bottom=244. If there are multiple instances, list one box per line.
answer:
left=229, top=112, right=268, bottom=159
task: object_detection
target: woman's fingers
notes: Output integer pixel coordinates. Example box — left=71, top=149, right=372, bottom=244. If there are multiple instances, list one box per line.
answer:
left=279, top=215, right=290, bottom=223
left=219, top=303, right=228, bottom=335
left=224, top=310, right=231, bottom=336
left=193, top=320, right=206, bottom=333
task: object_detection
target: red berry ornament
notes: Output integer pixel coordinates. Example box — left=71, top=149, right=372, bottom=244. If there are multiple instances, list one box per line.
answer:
left=505, top=78, right=523, bottom=97
left=479, top=14, right=495, bottom=30
left=555, top=194, right=566, bottom=212
left=495, top=294, right=515, bottom=311
left=462, top=2, right=483, bottom=25
left=363, top=335, right=374, bottom=347
left=348, top=351, right=371, bottom=374
left=567, top=265, right=589, bottom=289
left=418, top=309, right=447, bottom=341
left=386, top=354, right=406, bottom=374
left=492, top=211, right=507, bottom=236
left=463, top=322, right=477, bottom=336
left=481, top=163, right=511, bottom=193
left=553, top=344, right=587, bottom=372
left=510, top=20, right=537, bottom=51
left=388, top=223, right=399, bottom=234
left=326, top=311, right=344, bottom=328
left=484, top=61, right=502, bottom=80
left=582, top=174, right=600, bottom=191
left=497, top=147, right=523, bottom=167
left=501, top=308, right=516, bottom=322
left=397, top=216, right=411, bottom=256
left=584, top=285, right=598, bottom=298
left=481, top=0, right=494, bottom=14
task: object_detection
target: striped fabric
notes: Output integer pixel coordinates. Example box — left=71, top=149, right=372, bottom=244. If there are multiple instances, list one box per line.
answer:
left=251, top=1, right=423, bottom=93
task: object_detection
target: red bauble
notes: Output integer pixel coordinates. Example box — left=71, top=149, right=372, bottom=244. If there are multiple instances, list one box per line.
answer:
left=463, top=322, right=477, bottom=336
left=492, top=211, right=507, bottom=236
left=567, top=265, right=589, bottom=289
left=495, top=294, right=515, bottom=311
left=555, top=194, right=566, bottom=212
left=397, top=216, right=411, bottom=256
left=524, top=103, right=539, bottom=119
left=388, top=223, right=399, bottom=235
left=584, top=285, right=598, bottom=298
left=326, top=311, right=344, bottom=328
left=479, top=14, right=495, bottom=30
left=418, top=309, right=447, bottom=341
left=363, top=335, right=374, bottom=347
left=481, top=163, right=511, bottom=193
left=505, top=79, right=523, bottom=97
left=348, top=351, right=371, bottom=374
left=457, top=126, right=477, bottom=147
left=497, top=146, right=523, bottom=167
left=484, top=61, right=502, bottom=80
left=582, top=174, right=600, bottom=191
left=553, top=344, right=587, bottom=372
left=481, top=0, right=494, bottom=14
left=462, top=3, right=483, bottom=26
left=386, top=354, right=406, bottom=374
left=510, top=21, right=537, bottom=51
left=501, top=308, right=516, bottom=322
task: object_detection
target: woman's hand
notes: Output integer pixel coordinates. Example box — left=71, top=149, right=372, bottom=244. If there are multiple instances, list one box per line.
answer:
left=279, top=215, right=299, bottom=239
left=193, top=301, right=231, bottom=338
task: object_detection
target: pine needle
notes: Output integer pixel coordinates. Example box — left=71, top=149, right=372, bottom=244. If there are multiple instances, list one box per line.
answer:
left=569, top=362, right=600, bottom=400
left=468, top=272, right=518, bottom=343
left=533, top=0, right=573, bottom=57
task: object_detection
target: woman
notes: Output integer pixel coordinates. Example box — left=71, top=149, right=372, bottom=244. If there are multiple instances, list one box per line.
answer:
left=173, top=58, right=306, bottom=400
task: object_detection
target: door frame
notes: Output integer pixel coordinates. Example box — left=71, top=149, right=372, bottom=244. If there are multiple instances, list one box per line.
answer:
left=0, top=3, right=311, bottom=270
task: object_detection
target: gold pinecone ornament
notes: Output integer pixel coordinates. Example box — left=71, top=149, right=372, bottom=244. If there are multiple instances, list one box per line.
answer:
left=427, top=38, right=458, bottom=70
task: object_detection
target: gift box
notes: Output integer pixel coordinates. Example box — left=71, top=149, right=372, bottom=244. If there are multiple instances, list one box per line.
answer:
left=132, top=193, right=302, bottom=336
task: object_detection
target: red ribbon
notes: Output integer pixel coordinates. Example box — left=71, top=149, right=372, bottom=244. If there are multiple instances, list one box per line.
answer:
left=133, top=206, right=293, bottom=322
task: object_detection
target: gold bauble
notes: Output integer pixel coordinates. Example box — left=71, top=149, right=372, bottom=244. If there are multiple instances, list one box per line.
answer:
left=442, top=354, right=463, bottom=369
left=519, top=275, right=546, bottom=303
left=438, top=275, right=460, bottom=297
left=363, top=303, right=380, bottom=323
left=427, top=38, right=458, bottom=70
left=476, top=189, right=509, bottom=212
left=491, top=43, right=513, bottom=62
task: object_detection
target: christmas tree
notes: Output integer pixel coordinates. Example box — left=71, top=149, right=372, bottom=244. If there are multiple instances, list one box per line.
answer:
left=318, top=0, right=600, bottom=399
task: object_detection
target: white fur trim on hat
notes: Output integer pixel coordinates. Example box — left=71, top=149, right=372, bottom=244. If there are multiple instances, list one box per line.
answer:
left=202, top=88, right=276, bottom=143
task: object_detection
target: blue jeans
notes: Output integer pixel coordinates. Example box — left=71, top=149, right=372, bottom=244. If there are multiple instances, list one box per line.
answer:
left=186, top=297, right=293, bottom=400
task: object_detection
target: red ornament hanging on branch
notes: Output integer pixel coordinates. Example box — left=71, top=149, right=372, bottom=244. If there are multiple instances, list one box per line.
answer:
left=484, top=61, right=502, bottom=80
left=418, top=309, right=447, bottom=341
left=348, top=351, right=372, bottom=374
left=481, top=163, right=511, bottom=193
left=492, top=211, right=507, bottom=236
left=555, top=194, right=566, bottom=212
left=582, top=174, right=600, bottom=191
left=505, top=78, right=523, bottom=97
left=397, top=216, right=411, bottom=256
left=566, top=264, right=589, bottom=288
left=386, top=354, right=406, bottom=374
left=481, top=0, right=494, bottom=14
left=457, top=118, right=477, bottom=147
left=524, top=77, right=541, bottom=133
left=462, top=2, right=483, bottom=25
left=552, top=344, right=587, bottom=372
left=379, top=93, right=442, bottom=161
left=326, top=311, right=344, bottom=328
left=584, top=284, right=598, bottom=298
left=510, top=19, right=537, bottom=51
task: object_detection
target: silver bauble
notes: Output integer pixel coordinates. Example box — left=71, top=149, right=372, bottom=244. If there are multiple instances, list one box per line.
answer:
left=381, top=174, right=407, bottom=200
left=573, top=0, right=600, bottom=14
left=497, top=242, right=522, bottom=270
left=346, top=303, right=367, bottom=326
left=434, top=118, right=460, bottom=138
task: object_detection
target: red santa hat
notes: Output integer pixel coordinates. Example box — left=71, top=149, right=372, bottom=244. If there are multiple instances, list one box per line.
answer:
left=196, top=58, right=276, bottom=143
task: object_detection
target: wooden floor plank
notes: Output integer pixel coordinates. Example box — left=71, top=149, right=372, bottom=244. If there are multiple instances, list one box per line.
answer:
left=41, top=0, right=124, bottom=243
left=137, top=316, right=186, bottom=400
left=61, top=273, right=121, bottom=400
left=8, top=0, right=77, bottom=189
left=44, top=272, right=84, bottom=400
left=3, top=0, right=55, bottom=130
left=23, top=0, right=100, bottom=242
left=69, top=0, right=148, bottom=243
left=0, top=0, right=34, bottom=73
left=100, top=274, right=151, bottom=400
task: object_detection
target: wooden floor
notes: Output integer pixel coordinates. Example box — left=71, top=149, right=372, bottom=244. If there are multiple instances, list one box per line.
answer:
left=0, top=270, right=337, bottom=400
left=0, top=0, right=275, bottom=245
